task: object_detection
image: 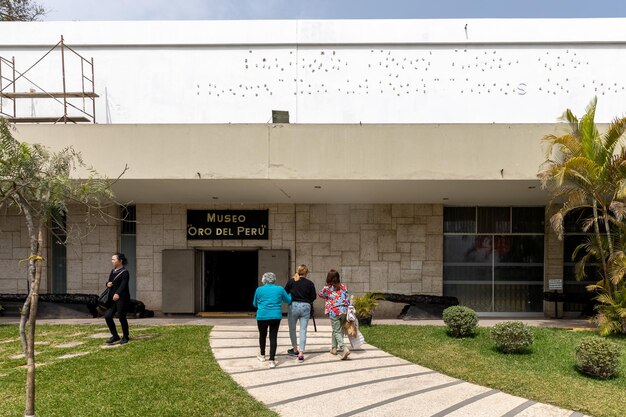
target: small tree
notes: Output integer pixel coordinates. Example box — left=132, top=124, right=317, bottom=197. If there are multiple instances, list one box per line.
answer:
left=539, top=98, right=626, bottom=291
left=539, top=98, right=626, bottom=335
left=0, top=0, right=45, bottom=21
left=0, top=119, right=124, bottom=416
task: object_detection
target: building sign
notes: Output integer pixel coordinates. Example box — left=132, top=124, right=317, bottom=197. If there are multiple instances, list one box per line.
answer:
left=548, top=279, right=563, bottom=291
left=187, top=210, right=268, bottom=240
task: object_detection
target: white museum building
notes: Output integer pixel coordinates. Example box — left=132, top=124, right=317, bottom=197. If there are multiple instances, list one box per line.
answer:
left=1, top=18, right=625, bottom=316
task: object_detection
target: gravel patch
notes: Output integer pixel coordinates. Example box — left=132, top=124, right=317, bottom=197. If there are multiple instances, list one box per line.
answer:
left=58, top=352, right=90, bottom=360
left=53, top=341, right=85, bottom=349
left=101, top=343, right=123, bottom=349
left=87, top=332, right=113, bottom=339
left=133, top=334, right=157, bottom=340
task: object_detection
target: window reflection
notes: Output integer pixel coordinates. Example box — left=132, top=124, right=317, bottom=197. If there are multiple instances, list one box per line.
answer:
left=443, top=207, right=545, bottom=313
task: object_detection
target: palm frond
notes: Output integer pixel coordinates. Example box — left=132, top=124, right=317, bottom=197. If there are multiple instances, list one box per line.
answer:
left=558, top=108, right=580, bottom=136
left=601, top=116, right=626, bottom=157
left=579, top=97, right=599, bottom=159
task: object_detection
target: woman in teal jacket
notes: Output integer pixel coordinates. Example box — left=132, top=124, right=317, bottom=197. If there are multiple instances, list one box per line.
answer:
left=253, top=272, right=292, bottom=368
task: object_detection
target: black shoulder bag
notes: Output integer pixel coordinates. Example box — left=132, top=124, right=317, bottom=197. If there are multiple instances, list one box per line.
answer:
left=98, top=269, right=125, bottom=308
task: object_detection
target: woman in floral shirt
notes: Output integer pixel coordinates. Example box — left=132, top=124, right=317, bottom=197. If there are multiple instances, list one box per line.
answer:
left=318, top=269, right=351, bottom=360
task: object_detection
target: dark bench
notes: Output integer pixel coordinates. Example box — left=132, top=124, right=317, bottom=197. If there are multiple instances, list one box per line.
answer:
left=380, top=293, right=459, bottom=319
left=543, top=291, right=596, bottom=318
left=0, top=294, right=154, bottom=318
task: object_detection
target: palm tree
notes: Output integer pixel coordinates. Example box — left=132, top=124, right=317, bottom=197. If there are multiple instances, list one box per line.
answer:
left=538, top=97, right=626, bottom=295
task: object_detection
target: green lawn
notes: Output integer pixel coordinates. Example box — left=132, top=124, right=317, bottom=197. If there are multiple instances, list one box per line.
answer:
left=0, top=324, right=276, bottom=417
left=361, top=325, right=626, bottom=417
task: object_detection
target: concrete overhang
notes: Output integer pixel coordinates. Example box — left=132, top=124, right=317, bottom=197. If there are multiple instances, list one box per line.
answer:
left=12, top=123, right=558, bottom=205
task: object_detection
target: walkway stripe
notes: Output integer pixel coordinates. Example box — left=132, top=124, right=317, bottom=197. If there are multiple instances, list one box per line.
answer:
left=228, top=355, right=397, bottom=374
left=500, top=400, right=536, bottom=417
left=211, top=328, right=332, bottom=333
left=210, top=335, right=332, bottom=340
left=430, top=389, right=499, bottom=417
left=246, top=363, right=412, bottom=389
left=211, top=342, right=332, bottom=349
left=334, top=380, right=465, bottom=417
left=216, top=349, right=380, bottom=361
left=266, top=371, right=436, bottom=407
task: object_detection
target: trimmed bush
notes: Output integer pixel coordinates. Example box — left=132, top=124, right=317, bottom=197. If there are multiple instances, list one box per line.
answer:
left=491, top=321, right=533, bottom=353
left=575, top=336, right=622, bottom=379
left=442, top=306, right=478, bottom=338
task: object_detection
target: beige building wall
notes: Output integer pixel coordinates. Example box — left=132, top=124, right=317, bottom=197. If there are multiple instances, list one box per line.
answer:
left=0, top=201, right=568, bottom=318
left=294, top=203, right=443, bottom=317
left=134, top=203, right=296, bottom=310
left=544, top=205, right=564, bottom=317
left=131, top=203, right=442, bottom=312
left=0, top=209, right=42, bottom=293
left=65, top=205, right=118, bottom=294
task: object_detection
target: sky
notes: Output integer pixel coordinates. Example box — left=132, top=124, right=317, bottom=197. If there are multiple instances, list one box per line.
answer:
left=37, top=0, right=626, bottom=21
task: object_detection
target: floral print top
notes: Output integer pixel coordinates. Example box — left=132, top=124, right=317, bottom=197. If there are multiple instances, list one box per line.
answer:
left=318, top=284, right=350, bottom=318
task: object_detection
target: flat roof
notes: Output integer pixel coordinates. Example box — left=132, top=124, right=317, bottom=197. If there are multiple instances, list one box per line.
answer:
left=1, top=18, right=626, bottom=47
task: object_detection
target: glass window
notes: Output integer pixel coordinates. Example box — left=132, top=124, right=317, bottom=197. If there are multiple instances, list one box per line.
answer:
left=495, top=266, right=544, bottom=282
left=494, top=235, right=544, bottom=264
left=444, top=265, right=492, bottom=282
left=512, top=207, right=545, bottom=233
left=444, top=235, right=492, bottom=264
left=443, top=207, right=475, bottom=233
left=444, top=283, right=492, bottom=312
left=563, top=209, right=603, bottom=312
left=563, top=208, right=597, bottom=233
left=494, top=283, right=543, bottom=312
left=50, top=210, right=67, bottom=294
left=477, top=207, right=510, bottom=233
left=563, top=234, right=595, bottom=263
left=120, top=205, right=137, bottom=298
left=444, top=206, right=545, bottom=313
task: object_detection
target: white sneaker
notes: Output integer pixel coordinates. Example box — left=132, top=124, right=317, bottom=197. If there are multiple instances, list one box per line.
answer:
left=257, top=354, right=266, bottom=362
left=269, top=360, right=276, bottom=369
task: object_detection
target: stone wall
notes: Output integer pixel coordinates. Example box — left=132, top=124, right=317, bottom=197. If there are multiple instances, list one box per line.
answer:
left=134, top=203, right=443, bottom=312
left=66, top=205, right=118, bottom=294
left=295, top=204, right=443, bottom=297
left=0, top=208, right=38, bottom=293
left=135, top=203, right=297, bottom=310
left=543, top=205, right=564, bottom=317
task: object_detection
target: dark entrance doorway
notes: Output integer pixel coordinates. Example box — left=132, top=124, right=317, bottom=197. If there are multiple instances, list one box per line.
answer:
left=204, top=250, right=258, bottom=311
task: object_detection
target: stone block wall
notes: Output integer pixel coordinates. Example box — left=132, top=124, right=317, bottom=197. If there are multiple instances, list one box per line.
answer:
left=0, top=202, right=444, bottom=314
left=0, top=209, right=38, bottom=293
left=66, top=205, right=118, bottom=295
left=135, top=203, right=297, bottom=310
left=543, top=205, right=564, bottom=317
left=295, top=204, right=443, bottom=298
left=135, top=203, right=443, bottom=312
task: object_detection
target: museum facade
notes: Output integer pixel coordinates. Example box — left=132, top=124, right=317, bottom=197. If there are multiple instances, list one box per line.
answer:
left=1, top=18, right=625, bottom=316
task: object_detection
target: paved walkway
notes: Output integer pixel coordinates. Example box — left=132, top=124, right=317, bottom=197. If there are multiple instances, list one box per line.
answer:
left=0, top=316, right=594, bottom=416
left=211, top=320, right=592, bottom=417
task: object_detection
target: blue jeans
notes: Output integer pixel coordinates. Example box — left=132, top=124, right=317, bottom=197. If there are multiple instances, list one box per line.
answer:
left=288, top=302, right=311, bottom=352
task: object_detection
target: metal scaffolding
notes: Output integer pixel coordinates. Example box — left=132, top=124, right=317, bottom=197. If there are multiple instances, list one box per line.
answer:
left=0, top=35, right=98, bottom=123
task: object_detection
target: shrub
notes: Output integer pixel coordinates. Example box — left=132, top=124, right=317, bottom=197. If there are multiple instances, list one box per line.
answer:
left=351, top=291, right=384, bottom=320
left=575, top=336, right=622, bottom=379
left=594, top=288, right=626, bottom=336
left=442, top=306, right=478, bottom=338
left=491, top=321, right=533, bottom=353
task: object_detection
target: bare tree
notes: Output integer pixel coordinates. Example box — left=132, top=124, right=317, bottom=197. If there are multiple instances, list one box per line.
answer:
left=0, top=0, right=45, bottom=21
left=0, top=118, right=125, bottom=416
